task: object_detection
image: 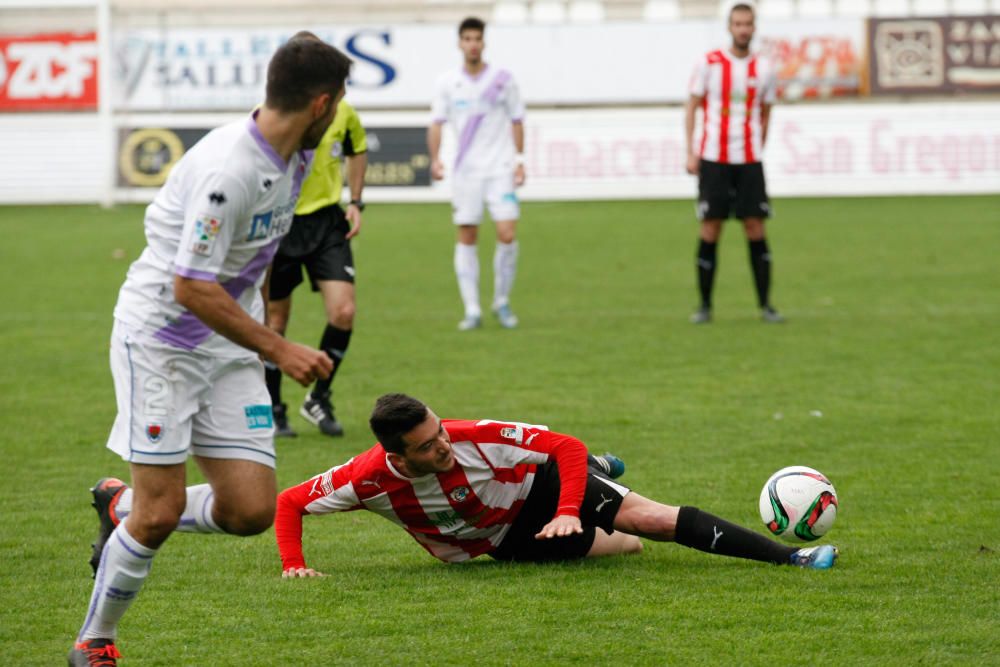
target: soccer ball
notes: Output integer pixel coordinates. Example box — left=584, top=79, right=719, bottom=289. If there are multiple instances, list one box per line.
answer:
left=759, top=466, right=838, bottom=542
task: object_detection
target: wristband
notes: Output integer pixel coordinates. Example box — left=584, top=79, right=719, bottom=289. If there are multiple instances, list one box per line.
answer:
left=349, top=199, right=365, bottom=211
left=514, top=154, right=525, bottom=167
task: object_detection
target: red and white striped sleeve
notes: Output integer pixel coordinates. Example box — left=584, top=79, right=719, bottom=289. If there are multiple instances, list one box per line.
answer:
left=688, top=54, right=708, bottom=98
left=274, top=458, right=363, bottom=572
left=527, top=428, right=589, bottom=518
left=459, top=420, right=589, bottom=519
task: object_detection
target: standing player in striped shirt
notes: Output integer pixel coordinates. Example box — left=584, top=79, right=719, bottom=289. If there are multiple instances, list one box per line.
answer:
left=267, top=394, right=838, bottom=573
left=428, top=17, right=526, bottom=331
left=685, top=3, right=784, bottom=324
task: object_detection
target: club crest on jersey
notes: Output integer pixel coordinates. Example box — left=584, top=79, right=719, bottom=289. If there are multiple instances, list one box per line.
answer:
left=450, top=486, right=470, bottom=503
left=190, top=215, right=222, bottom=256
left=500, top=427, right=518, bottom=439
left=146, top=422, right=163, bottom=443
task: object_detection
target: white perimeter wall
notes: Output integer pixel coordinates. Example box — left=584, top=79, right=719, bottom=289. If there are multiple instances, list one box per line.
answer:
left=1, top=101, right=999, bottom=205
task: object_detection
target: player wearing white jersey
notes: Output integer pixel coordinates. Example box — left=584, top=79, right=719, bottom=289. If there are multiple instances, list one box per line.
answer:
left=68, top=35, right=353, bottom=667
left=428, top=17, right=526, bottom=331
left=685, top=3, right=784, bottom=324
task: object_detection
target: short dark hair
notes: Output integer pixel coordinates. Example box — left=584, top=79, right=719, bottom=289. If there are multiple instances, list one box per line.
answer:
left=729, top=3, right=755, bottom=20
left=265, top=35, right=352, bottom=112
left=369, top=393, right=429, bottom=455
left=459, top=16, right=485, bottom=36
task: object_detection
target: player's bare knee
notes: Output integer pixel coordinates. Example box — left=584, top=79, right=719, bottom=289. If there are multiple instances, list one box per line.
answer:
left=700, top=221, right=722, bottom=243
left=218, top=505, right=274, bottom=536
left=330, top=301, right=355, bottom=329
left=743, top=219, right=765, bottom=240
left=129, top=506, right=182, bottom=544
left=496, top=229, right=516, bottom=244
left=623, top=535, right=643, bottom=554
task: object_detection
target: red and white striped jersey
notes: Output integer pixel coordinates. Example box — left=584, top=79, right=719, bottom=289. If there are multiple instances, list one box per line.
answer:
left=275, top=419, right=588, bottom=567
left=689, top=49, right=778, bottom=164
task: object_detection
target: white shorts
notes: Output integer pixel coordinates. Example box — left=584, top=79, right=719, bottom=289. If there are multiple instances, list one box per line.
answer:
left=106, top=321, right=276, bottom=468
left=452, top=171, right=520, bottom=225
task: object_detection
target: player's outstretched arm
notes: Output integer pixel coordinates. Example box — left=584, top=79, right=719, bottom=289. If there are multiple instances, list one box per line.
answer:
left=174, top=275, right=332, bottom=385
left=275, top=483, right=326, bottom=577
left=526, top=429, right=589, bottom=539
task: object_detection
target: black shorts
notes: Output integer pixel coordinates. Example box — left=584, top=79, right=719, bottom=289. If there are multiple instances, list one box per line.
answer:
left=489, top=461, right=631, bottom=563
left=269, top=205, right=354, bottom=301
left=697, top=159, right=771, bottom=221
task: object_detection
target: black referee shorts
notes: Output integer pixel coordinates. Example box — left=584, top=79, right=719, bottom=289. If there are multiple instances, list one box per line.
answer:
left=489, top=461, right=631, bottom=563
left=269, top=205, right=354, bottom=301
left=697, top=159, right=771, bottom=221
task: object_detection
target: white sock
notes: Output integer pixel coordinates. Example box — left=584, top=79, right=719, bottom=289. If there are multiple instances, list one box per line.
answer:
left=492, top=240, right=519, bottom=309
left=79, top=522, right=156, bottom=641
left=115, top=484, right=223, bottom=534
left=454, top=242, right=481, bottom=318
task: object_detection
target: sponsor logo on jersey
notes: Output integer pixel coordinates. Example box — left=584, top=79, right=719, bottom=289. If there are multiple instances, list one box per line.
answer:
left=449, top=486, right=470, bottom=503
left=248, top=200, right=296, bottom=242
left=244, top=404, right=273, bottom=429
left=247, top=211, right=272, bottom=241
left=208, top=191, right=226, bottom=205
left=191, top=215, right=221, bottom=256
left=146, top=422, right=163, bottom=443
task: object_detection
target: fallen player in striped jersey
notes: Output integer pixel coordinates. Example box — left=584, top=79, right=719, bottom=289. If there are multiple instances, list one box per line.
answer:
left=271, top=393, right=839, bottom=572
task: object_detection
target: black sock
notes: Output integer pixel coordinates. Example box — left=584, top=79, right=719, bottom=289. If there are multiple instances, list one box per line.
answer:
left=264, top=361, right=282, bottom=406
left=696, top=240, right=718, bottom=308
left=313, top=325, right=352, bottom=397
left=675, top=506, right=796, bottom=565
left=748, top=239, right=772, bottom=308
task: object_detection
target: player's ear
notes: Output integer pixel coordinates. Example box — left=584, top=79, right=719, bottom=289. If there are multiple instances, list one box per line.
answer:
left=386, top=451, right=407, bottom=470
left=311, top=92, right=331, bottom=119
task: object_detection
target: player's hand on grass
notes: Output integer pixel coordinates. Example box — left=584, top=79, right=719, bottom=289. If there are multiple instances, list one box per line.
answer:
left=274, top=340, right=333, bottom=386
left=431, top=159, right=445, bottom=180
left=282, top=567, right=326, bottom=578
left=345, top=204, right=363, bottom=239
left=686, top=153, right=700, bottom=175
left=535, top=514, right=583, bottom=540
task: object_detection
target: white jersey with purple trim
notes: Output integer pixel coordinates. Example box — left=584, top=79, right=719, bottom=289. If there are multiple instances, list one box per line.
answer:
left=113, top=112, right=306, bottom=358
left=431, top=65, right=524, bottom=177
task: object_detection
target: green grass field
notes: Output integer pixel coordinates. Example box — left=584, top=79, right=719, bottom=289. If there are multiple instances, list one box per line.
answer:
left=1, top=196, right=998, bottom=665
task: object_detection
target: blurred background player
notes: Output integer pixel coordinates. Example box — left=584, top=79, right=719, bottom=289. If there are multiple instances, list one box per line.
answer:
left=685, top=3, right=783, bottom=324
left=265, top=98, right=368, bottom=438
left=273, top=393, right=837, bottom=575
left=428, top=16, right=526, bottom=331
left=67, top=36, right=351, bottom=667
